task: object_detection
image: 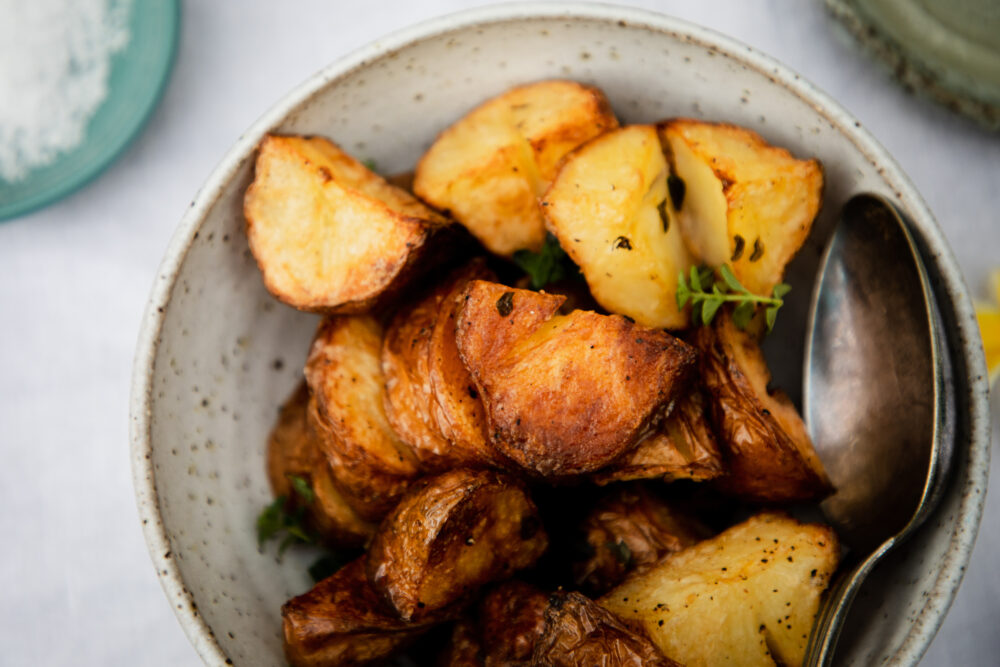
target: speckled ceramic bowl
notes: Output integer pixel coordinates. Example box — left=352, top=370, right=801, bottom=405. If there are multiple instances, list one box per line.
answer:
left=130, top=4, right=990, bottom=665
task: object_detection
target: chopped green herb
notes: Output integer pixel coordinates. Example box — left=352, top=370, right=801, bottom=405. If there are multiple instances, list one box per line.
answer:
left=676, top=263, right=790, bottom=333
left=255, top=477, right=317, bottom=553
left=512, top=233, right=578, bottom=289
left=607, top=540, right=633, bottom=568
left=496, top=291, right=515, bottom=317
left=362, top=158, right=378, bottom=173
left=288, top=474, right=315, bottom=504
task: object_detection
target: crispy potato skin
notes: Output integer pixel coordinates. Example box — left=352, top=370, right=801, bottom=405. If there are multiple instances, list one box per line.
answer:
left=572, top=485, right=710, bottom=595
left=658, top=119, right=822, bottom=296
left=456, top=281, right=698, bottom=477
left=305, top=316, right=420, bottom=521
left=542, top=125, right=695, bottom=329
left=427, top=261, right=505, bottom=467
left=694, top=312, right=832, bottom=502
left=282, top=557, right=456, bottom=667
left=366, top=469, right=548, bottom=622
left=383, top=260, right=503, bottom=470
left=439, top=619, right=485, bottom=667
left=593, top=389, right=724, bottom=485
left=479, top=581, right=550, bottom=666
left=531, top=592, right=679, bottom=666
left=245, top=134, right=457, bottom=314
left=601, top=512, right=839, bottom=667
left=413, top=80, right=618, bottom=256
left=266, top=382, right=376, bottom=547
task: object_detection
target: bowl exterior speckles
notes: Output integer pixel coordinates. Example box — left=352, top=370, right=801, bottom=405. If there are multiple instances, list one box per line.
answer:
left=129, top=4, right=990, bottom=666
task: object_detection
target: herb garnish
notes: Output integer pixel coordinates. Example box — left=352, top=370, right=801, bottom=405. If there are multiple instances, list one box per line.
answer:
left=256, top=474, right=315, bottom=555
left=676, top=264, right=790, bottom=332
left=607, top=540, right=633, bottom=568
left=512, top=233, right=578, bottom=289
left=362, top=158, right=378, bottom=172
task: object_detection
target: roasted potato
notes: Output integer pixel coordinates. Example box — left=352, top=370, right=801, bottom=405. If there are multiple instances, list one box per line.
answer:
left=658, top=119, right=822, bottom=295
left=413, top=80, right=618, bottom=256
left=572, top=485, right=709, bottom=595
left=282, top=556, right=457, bottom=667
left=266, top=382, right=376, bottom=547
left=438, top=619, right=485, bottom=667
left=601, top=512, right=839, bottom=667
left=456, top=281, right=698, bottom=476
left=479, top=581, right=550, bottom=666
left=244, top=134, right=455, bottom=313
left=427, top=260, right=505, bottom=467
left=593, top=388, right=724, bottom=485
left=542, top=125, right=695, bottom=329
left=367, top=469, right=548, bottom=621
left=694, top=311, right=832, bottom=502
left=383, top=260, right=502, bottom=469
left=304, top=316, right=421, bottom=521
left=531, top=591, right=679, bottom=666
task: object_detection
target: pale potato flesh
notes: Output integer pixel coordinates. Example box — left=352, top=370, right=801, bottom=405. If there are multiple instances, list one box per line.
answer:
left=414, top=80, right=618, bottom=256
left=244, top=134, right=448, bottom=313
left=659, top=119, right=823, bottom=296
left=602, top=512, right=839, bottom=667
left=542, top=125, right=695, bottom=329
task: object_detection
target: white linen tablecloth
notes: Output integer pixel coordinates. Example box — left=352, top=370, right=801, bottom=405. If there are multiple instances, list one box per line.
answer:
left=0, top=1, right=996, bottom=664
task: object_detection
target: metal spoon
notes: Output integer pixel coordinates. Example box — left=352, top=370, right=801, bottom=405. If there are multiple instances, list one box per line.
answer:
left=802, top=193, right=955, bottom=666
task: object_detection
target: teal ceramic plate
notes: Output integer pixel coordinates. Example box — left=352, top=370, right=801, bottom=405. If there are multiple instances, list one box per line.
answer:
left=0, top=0, right=180, bottom=221
left=827, top=0, right=1000, bottom=130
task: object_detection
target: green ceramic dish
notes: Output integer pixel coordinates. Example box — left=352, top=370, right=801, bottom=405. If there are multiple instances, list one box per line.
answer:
left=827, top=0, right=1000, bottom=130
left=0, top=0, right=180, bottom=221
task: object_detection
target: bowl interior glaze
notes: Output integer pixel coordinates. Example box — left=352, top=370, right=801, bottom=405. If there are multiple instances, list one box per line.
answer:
left=131, top=5, right=989, bottom=666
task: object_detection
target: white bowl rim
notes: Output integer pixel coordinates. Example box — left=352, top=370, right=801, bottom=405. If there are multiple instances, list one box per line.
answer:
left=129, top=3, right=991, bottom=665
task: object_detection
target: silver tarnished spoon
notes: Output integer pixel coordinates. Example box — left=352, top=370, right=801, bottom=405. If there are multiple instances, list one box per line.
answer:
left=802, top=193, right=955, bottom=666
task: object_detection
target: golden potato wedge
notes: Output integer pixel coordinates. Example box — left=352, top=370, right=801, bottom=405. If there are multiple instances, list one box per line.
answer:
left=366, top=469, right=548, bottom=621
left=413, top=80, right=618, bottom=256
left=304, top=316, right=420, bottom=521
left=479, top=581, right=549, bottom=666
left=572, top=485, right=710, bottom=595
left=383, top=260, right=503, bottom=470
left=593, top=389, right=724, bottom=485
left=694, top=311, right=832, bottom=502
left=282, top=556, right=457, bottom=667
left=601, top=512, right=840, bottom=667
left=532, top=591, right=680, bottom=666
left=658, top=119, right=823, bottom=295
left=244, top=134, right=454, bottom=313
left=439, top=619, right=485, bottom=667
left=456, top=281, right=698, bottom=477
left=265, top=382, right=376, bottom=547
left=542, top=125, right=696, bottom=329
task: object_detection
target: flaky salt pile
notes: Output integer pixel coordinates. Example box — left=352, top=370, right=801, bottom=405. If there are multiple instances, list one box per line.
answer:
left=0, top=0, right=132, bottom=182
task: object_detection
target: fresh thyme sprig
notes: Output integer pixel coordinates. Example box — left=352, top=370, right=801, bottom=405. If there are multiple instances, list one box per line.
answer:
left=676, top=264, right=790, bottom=332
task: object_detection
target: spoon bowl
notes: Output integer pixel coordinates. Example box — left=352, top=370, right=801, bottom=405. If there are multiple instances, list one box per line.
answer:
left=803, top=193, right=956, bottom=665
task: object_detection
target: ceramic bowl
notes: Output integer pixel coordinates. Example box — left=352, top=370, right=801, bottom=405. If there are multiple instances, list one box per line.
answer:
left=130, top=4, right=990, bottom=665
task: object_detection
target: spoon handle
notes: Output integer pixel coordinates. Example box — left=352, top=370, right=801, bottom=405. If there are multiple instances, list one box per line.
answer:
left=803, top=539, right=895, bottom=667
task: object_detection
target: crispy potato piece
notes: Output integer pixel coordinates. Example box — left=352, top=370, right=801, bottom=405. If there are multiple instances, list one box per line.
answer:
left=367, top=469, right=548, bottom=621
left=282, top=556, right=457, bottom=667
left=305, top=316, right=420, bottom=521
left=572, top=485, right=710, bottom=595
left=601, top=513, right=840, bottom=667
left=414, top=80, right=618, bottom=256
left=244, top=134, right=454, bottom=313
left=658, top=119, right=823, bottom=295
left=593, top=389, right=724, bottom=485
left=456, top=281, right=698, bottom=476
left=383, top=260, right=502, bottom=469
left=531, top=591, right=679, bottom=666
left=542, top=125, right=695, bottom=329
left=694, top=312, right=832, bottom=502
left=439, top=619, right=485, bottom=667
left=479, top=581, right=550, bottom=666
left=266, top=382, right=376, bottom=547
